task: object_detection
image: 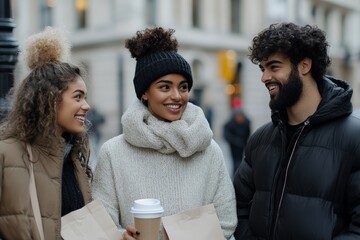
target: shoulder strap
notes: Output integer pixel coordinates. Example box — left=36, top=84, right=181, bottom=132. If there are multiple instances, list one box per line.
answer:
left=26, top=143, right=45, bottom=240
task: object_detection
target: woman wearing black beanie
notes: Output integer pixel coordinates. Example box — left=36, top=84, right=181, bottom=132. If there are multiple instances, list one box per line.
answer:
left=92, top=27, right=237, bottom=240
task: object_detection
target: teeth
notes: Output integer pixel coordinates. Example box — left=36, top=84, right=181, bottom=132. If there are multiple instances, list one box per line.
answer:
left=167, top=105, right=180, bottom=109
left=267, top=83, right=277, bottom=91
left=75, top=116, right=85, bottom=122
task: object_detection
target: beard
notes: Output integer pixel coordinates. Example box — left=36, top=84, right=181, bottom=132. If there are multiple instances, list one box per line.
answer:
left=269, top=67, right=303, bottom=111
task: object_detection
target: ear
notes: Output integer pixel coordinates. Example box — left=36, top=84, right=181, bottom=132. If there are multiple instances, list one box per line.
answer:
left=142, top=93, right=148, bottom=101
left=298, top=58, right=312, bottom=75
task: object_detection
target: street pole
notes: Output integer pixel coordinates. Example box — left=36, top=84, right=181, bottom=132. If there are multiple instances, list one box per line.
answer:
left=0, top=0, right=18, bottom=119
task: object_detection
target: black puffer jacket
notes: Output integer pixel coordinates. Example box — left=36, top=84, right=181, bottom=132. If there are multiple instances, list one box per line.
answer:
left=233, top=76, right=360, bottom=240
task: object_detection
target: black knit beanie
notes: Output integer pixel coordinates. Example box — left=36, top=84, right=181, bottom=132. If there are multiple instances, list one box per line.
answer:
left=133, top=50, right=193, bottom=100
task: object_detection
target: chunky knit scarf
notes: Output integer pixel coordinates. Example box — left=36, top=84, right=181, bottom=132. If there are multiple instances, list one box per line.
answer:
left=122, top=101, right=213, bottom=157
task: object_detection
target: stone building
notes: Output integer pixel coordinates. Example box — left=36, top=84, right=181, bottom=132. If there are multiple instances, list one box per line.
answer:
left=10, top=0, right=360, bottom=156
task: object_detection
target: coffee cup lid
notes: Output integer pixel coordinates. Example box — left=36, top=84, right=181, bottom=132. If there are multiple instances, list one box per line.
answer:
left=131, top=199, right=164, bottom=217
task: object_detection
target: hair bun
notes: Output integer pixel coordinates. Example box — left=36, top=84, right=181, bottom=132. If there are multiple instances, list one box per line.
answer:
left=22, top=26, right=71, bottom=70
left=126, top=27, right=178, bottom=60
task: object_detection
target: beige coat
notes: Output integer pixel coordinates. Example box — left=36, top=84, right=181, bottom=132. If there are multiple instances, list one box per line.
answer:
left=0, top=137, right=91, bottom=240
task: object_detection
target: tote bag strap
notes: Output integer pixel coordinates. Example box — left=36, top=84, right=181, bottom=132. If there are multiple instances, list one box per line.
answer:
left=26, top=143, right=45, bottom=240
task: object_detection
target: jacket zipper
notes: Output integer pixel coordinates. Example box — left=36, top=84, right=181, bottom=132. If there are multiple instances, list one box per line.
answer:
left=268, top=120, right=286, bottom=238
left=272, top=119, right=310, bottom=240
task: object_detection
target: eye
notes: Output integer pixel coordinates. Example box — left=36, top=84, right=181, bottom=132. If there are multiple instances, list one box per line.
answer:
left=180, top=83, right=189, bottom=91
left=259, top=65, right=264, bottom=72
left=159, top=84, right=170, bottom=90
left=74, top=94, right=82, bottom=100
left=270, top=65, right=280, bottom=71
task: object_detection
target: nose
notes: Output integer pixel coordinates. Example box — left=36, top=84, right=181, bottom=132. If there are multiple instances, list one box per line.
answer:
left=82, top=100, right=91, bottom=112
left=261, top=70, right=272, bottom=84
left=170, top=89, right=181, bottom=100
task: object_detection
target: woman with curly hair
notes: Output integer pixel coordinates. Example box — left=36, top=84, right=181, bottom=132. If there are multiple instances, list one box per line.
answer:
left=0, top=27, right=92, bottom=239
left=233, top=22, right=360, bottom=239
left=91, top=27, right=237, bottom=240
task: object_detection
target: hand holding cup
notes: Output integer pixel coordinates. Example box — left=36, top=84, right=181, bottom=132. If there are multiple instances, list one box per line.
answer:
left=130, top=199, right=164, bottom=240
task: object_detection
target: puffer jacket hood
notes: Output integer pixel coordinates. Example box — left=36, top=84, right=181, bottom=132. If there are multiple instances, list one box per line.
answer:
left=271, top=76, right=353, bottom=125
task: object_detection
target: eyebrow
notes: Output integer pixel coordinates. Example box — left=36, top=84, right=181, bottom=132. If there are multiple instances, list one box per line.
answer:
left=264, top=60, right=283, bottom=67
left=156, top=79, right=188, bottom=84
left=259, top=59, right=283, bottom=70
left=73, top=89, right=86, bottom=96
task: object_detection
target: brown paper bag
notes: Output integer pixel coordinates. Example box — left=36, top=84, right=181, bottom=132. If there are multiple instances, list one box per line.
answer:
left=162, top=204, right=224, bottom=240
left=61, top=199, right=122, bottom=240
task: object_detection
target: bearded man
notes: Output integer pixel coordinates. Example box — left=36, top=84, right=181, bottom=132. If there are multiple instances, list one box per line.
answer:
left=233, top=22, right=360, bottom=240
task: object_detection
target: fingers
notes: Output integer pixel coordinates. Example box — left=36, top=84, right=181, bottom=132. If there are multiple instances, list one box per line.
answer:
left=122, top=226, right=140, bottom=239
left=128, top=226, right=140, bottom=237
left=122, top=231, right=136, bottom=240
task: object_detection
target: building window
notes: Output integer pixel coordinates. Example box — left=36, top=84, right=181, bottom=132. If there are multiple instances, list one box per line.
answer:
left=192, top=0, right=201, bottom=28
left=146, top=0, right=157, bottom=26
left=340, top=13, right=346, bottom=48
left=173, top=1, right=181, bottom=25
left=40, top=0, right=55, bottom=28
left=76, top=0, right=88, bottom=29
left=192, top=59, right=202, bottom=81
left=311, top=5, right=316, bottom=18
left=190, top=59, right=202, bottom=105
left=324, top=8, right=330, bottom=34
left=230, top=0, right=241, bottom=33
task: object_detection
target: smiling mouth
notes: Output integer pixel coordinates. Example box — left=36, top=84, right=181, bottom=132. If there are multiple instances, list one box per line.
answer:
left=165, top=104, right=182, bottom=113
left=266, top=82, right=280, bottom=95
left=75, top=115, right=85, bottom=123
left=166, top=104, right=181, bottom=109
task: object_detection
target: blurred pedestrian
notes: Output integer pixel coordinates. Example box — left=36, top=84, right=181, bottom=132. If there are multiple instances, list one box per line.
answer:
left=233, top=22, right=360, bottom=239
left=91, top=26, right=237, bottom=239
left=223, top=107, right=250, bottom=175
left=0, top=27, right=92, bottom=239
left=87, top=107, right=105, bottom=146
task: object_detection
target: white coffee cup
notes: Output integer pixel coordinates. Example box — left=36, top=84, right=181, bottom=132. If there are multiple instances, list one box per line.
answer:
left=131, top=199, right=164, bottom=240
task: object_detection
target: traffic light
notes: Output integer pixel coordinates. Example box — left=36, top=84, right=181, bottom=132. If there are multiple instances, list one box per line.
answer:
left=218, top=50, right=237, bottom=82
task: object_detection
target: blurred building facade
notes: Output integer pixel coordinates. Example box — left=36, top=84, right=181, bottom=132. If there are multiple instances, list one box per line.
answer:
left=9, top=0, right=360, bottom=145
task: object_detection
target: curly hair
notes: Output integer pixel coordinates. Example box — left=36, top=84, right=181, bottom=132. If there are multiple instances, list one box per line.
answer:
left=249, top=22, right=331, bottom=82
left=0, top=27, right=92, bottom=178
left=125, top=27, right=178, bottom=59
left=2, top=62, right=85, bottom=141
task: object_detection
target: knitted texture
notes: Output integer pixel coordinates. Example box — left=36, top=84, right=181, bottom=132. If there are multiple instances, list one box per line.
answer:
left=133, top=51, right=193, bottom=99
left=91, top=101, right=237, bottom=239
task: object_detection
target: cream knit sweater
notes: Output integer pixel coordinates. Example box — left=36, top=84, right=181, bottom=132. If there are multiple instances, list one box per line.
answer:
left=92, top=101, right=237, bottom=239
